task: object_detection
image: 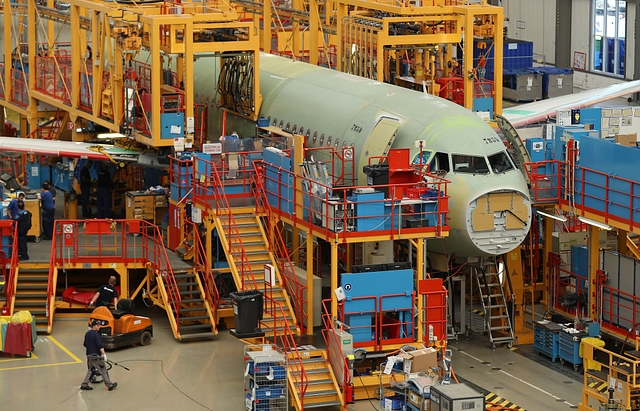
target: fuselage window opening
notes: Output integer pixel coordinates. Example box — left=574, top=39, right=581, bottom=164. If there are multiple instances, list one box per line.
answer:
left=429, top=152, right=450, bottom=173
left=313, top=131, right=318, bottom=143
left=488, top=151, right=515, bottom=173
left=272, top=117, right=278, bottom=126
left=327, top=136, right=332, bottom=146
left=452, top=154, right=489, bottom=174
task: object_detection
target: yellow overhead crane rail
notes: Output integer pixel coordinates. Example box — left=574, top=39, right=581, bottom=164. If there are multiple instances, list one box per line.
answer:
left=231, top=0, right=504, bottom=116
left=0, top=0, right=262, bottom=151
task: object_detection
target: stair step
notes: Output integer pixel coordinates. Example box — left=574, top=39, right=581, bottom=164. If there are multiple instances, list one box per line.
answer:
left=490, top=326, right=512, bottom=331
left=301, top=357, right=326, bottom=364
left=179, top=331, right=216, bottom=341
left=179, top=298, right=205, bottom=304
left=16, top=286, right=48, bottom=291
left=491, top=315, right=509, bottom=320
left=301, top=401, right=342, bottom=409
left=179, top=306, right=207, bottom=313
left=177, top=281, right=199, bottom=287
left=491, top=336, right=515, bottom=342
left=179, top=323, right=213, bottom=332
left=179, top=290, right=201, bottom=296
left=298, top=389, right=338, bottom=398
left=294, top=378, right=333, bottom=386
left=180, top=315, right=210, bottom=322
left=173, top=273, right=196, bottom=280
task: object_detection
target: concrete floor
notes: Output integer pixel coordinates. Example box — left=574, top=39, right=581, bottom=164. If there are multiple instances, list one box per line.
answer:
left=0, top=305, right=585, bottom=411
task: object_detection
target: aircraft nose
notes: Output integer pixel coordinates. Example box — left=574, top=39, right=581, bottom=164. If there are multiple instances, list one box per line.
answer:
left=468, top=189, right=532, bottom=255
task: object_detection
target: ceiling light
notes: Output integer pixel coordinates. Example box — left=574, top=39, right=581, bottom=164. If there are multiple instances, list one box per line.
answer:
left=97, top=133, right=126, bottom=139
left=578, top=216, right=613, bottom=230
left=536, top=209, right=567, bottom=222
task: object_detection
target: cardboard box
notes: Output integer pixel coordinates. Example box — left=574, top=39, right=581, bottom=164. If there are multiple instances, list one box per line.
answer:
left=400, top=347, right=438, bottom=373
left=615, top=133, right=637, bottom=147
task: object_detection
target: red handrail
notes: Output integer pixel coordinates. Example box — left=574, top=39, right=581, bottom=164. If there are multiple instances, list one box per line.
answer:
left=193, top=156, right=258, bottom=291
left=251, top=162, right=308, bottom=333
left=321, top=298, right=351, bottom=406
left=191, top=219, right=220, bottom=316
left=45, top=219, right=183, bottom=332
left=260, top=283, right=308, bottom=410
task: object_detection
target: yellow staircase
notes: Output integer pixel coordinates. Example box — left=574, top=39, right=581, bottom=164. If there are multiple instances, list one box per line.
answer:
left=155, top=267, right=218, bottom=340
left=214, top=210, right=300, bottom=335
left=288, top=349, right=343, bottom=410
left=12, top=265, right=50, bottom=333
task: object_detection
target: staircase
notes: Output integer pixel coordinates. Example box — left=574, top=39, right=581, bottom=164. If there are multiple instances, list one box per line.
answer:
left=214, top=211, right=300, bottom=336
left=13, top=266, right=49, bottom=333
left=288, top=349, right=342, bottom=410
left=161, top=268, right=217, bottom=340
left=474, top=260, right=515, bottom=349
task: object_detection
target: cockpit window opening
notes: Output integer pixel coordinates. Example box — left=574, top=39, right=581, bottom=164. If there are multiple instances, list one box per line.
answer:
left=488, top=151, right=515, bottom=173
left=412, top=150, right=433, bottom=169
left=428, top=152, right=450, bottom=173
left=452, top=154, right=490, bottom=174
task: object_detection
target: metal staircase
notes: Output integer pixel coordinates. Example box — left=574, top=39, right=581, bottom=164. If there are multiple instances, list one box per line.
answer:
left=288, top=349, right=343, bottom=410
left=162, top=268, right=217, bottom=340
left=474, top=259, right=515, bottom=349
left=214, top=211, right=300, bottom=336
left=12, top=265, right=50, bottom=333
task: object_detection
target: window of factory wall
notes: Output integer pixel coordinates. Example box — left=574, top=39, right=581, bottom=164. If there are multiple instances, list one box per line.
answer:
left=593, top=0, right=626, bottom=76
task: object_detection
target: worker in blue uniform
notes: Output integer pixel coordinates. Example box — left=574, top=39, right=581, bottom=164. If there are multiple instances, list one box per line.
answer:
left=40, top=183, right=55, bottom=240
left=7, top=191, right=25, bottom=219
left=15, top=201, right=32, bottom=261
left=80, top=319, right=117, bottom=391
left=96, top=163, right=113, bottom=218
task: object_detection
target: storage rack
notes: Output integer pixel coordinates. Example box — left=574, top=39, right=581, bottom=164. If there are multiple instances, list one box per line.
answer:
left=244, top=344, right=288, bottom=411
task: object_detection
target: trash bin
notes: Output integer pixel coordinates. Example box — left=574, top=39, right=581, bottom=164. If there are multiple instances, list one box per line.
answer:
left=230, top=290, right=263, bottom=334
left=363, top=164, right=389, bottom=197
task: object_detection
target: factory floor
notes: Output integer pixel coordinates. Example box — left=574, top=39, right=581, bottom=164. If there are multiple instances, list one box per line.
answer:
left=0, top=202, right=586, bottom=410
left=0, top=305, right=585, bottom=411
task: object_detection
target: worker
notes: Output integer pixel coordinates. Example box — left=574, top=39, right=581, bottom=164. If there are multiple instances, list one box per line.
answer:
left=40, top=183, right=55, bottom=240
left=90, top=276, right=118, bottom=308
left=44, top=180, right=57, bottom=205
left=7, top=191, right=25, bottom=219
left=15, top=201, right=32, bottom=261
left=80, top=319, right=117, bottom=391
left=96, top=163, right=113, bottom=218
left=80, top=160, right=93, bottom=218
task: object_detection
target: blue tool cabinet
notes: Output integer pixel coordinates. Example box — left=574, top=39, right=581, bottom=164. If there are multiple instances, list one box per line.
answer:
left=558, top=330, right=583, bottom=371
left=533, top=321, right=563, bottom=362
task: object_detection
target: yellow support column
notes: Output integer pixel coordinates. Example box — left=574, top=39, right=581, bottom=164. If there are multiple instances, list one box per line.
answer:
left=541, top=216, right=553, bottom=307
left=331, top=241, right=339, bottom=316
left=307, top=233, right=315, bottom=332
left=415, top=238, right=425, bottom=342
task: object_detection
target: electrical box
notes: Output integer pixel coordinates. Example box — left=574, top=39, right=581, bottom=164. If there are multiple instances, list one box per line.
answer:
left=430, top=383, right=484, bottom=411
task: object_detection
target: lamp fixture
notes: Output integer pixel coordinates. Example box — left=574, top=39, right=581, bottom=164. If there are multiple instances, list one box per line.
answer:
left=97, top=133, right=127, bottom=139
left=578, top=216, right=613, bottom=231
left=536, top=209, right=567, bottom=222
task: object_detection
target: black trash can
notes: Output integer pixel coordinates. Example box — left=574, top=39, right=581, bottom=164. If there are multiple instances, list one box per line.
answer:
left=363, top=164, right=389, bottom=197
left=230, top=290, right=263, bottom=334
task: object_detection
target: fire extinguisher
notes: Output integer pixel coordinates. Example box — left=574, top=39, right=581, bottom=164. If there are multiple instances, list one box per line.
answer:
left=344, top=382, right=355, bottom=405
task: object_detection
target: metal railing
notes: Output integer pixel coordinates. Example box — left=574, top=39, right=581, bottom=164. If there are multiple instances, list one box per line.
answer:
left=252, top=164, right=308, bottom=333
left=321, top=298, right=351, bottom=405
left=45, top=219, right=182, bottom=332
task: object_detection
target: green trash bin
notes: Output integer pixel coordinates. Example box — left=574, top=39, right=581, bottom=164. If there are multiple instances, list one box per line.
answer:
left=230, top=290, right=263, bottom=334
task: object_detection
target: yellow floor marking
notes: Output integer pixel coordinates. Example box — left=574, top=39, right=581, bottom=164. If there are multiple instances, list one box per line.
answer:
left=0, top=353, right=38, bottom=362
left=0, top=336, right=82, bottom=371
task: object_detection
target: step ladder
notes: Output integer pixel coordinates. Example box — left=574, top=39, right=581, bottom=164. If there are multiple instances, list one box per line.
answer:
left=157, top=268, right=218, bottom=340
left=13, top=266, right=50, bottom=333
left=474, top=260, right=515, bottom=349
left=215, top=210, right=300, bottom=336
left=288, top=349, right=343, bottom=410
